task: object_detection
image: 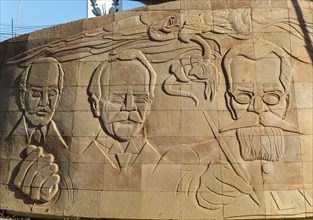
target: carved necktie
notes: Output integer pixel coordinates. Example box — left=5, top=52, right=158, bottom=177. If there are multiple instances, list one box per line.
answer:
left=32, top=129, right=42, bottom=145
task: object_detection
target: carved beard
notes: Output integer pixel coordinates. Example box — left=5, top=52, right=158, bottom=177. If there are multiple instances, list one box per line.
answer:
left=236, top=126, right=284, bottom=162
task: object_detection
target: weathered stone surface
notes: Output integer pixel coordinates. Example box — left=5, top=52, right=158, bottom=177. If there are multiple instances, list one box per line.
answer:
left=0, top=0, right=312, bottom=219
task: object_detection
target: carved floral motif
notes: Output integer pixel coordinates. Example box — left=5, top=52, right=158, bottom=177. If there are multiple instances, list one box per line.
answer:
left=164, top=55, right=220, bottom=106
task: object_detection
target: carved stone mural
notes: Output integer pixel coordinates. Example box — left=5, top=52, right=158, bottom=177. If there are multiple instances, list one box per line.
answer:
left=0, top=0, right=312, bottom=219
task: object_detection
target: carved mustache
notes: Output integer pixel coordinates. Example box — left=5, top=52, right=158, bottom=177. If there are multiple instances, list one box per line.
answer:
left=107, top=111, right=143, bottom=124
left=220, top=111, right=301, bottom=134
left=27, top=106, right=52, bottom=114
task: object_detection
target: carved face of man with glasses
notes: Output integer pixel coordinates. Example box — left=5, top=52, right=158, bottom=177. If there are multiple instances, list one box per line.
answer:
left=221, top=40, right=301, bottom=162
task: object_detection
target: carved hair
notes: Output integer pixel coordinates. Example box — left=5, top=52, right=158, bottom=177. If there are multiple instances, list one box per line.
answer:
left=223, top=39, right=293, bottom=91
left=88, top=49, right=157, bottom=101
left=19, top=57, right=64, bottom=93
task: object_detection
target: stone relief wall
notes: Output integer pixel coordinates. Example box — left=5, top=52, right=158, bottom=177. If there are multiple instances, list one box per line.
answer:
left=0, top=0, right=312, bottom=219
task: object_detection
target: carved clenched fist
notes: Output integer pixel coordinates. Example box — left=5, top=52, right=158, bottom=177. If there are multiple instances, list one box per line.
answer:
left=14, top=145, right=60, bottom=203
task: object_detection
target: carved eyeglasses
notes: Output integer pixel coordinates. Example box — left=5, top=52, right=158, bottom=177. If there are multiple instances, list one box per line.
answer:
left=228, top=89, right=286, bottom=106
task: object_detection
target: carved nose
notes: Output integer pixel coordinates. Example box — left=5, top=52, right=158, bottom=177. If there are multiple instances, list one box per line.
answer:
left=39, top=92, right=49, bottom=106
left=124, top=94, right=137, bottom=111
left=248, top=95, right=268, bottom=114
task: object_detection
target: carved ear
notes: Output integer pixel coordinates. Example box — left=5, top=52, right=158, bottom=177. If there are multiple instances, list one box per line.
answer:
left=282, top=92, right=290, bottom=119
left=144, top=102, right=152, bottom=117
left=55, top=91, right=62, bottom=108
left=90, top=94, right=100, bottom=117
left=225, top=91, right=237, bottom=120
left=20, top=92, right=25, bottom=110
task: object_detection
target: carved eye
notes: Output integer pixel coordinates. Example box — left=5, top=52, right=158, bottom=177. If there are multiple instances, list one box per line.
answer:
left=134, top=99, right=144, bottom=103
left=111, top=96, right=124, bottom=103
left=31, top=91, right=41, bottom=98
left=134, top=95, right=151, bottom=104
left=262, top=93, right=281, bottom=105
left=233, top=92, right=253, bottom=104
left=48, top=90, right=57, bottom=97
left=134, top=97, right=147, bottom=104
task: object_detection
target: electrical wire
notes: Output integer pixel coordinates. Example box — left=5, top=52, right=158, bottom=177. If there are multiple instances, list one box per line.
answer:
left=0, top=0, right=144, bottom=41
left=0, top=23, right=54, bottom=41
left=15, top=0, right=22, bottom=36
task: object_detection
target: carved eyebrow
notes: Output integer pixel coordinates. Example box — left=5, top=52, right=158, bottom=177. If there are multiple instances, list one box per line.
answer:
left=48, top=86, right=58, bottom=90
left=133, top=92, right=149, bottom=96
left=233, top=85, right=254, bottom=93
left=29, top=85, right=58, bottom=90
left=111, top=91, right=149, bottom=96
left=112, top=92, right=126, bottom=95
left=29, top=87, right=43, bottom=91
left=262, top=87, right=284, bottom=93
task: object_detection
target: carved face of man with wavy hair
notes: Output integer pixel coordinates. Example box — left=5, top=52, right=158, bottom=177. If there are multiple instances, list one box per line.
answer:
left=221, top=39, right=301, bottom=162
left=88, top=49, right=157, bottom=142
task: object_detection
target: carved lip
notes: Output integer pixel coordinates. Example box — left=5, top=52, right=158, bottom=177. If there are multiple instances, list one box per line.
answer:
left=36, top=111, right=49, bottom=116
left=119, top=121, right=137, bottom=124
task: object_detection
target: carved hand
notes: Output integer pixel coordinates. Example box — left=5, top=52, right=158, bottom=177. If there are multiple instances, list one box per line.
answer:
left=14, top=145, right=60, bottom=203
left=196, top=160, right=252, bottom=210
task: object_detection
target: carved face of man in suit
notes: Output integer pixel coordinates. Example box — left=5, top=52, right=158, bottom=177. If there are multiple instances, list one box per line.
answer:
left=221, top=40, right=300, bottom=161
left=20, top=57, right=63, bottom=127
left=99, top=60, right=152, bottom=141
left=89, top=50, right=156, bottom=142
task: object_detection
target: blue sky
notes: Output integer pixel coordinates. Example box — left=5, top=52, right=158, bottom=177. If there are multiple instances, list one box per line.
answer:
left=0, top=0, right=144, bottom=41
